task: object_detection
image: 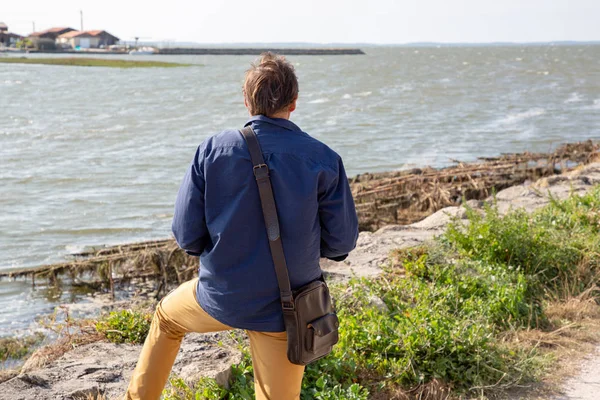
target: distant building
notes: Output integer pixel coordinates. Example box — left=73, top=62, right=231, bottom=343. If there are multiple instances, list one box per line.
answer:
left=29, top=27, right=76, bottom=40
left=0, top=22, right=24, bottom=47
left=57, top=30, right=120, bottom=49
left=28, top=27, right=76, bottom=50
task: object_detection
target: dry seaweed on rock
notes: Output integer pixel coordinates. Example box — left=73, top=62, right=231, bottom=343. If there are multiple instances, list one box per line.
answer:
left=0, top=239, right=198, bottom=296
left=352, top=140, right=599, bottom=231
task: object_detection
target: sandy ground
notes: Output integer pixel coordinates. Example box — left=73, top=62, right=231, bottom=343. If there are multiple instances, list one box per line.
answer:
left=553, top=345, right=600, bottom=400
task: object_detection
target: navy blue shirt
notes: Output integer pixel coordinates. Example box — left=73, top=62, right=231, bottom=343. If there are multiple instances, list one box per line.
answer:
left=172, top=115, right=359, bottom=332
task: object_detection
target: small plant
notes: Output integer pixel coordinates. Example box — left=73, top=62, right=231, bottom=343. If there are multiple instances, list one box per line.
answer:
left=15, top=38, right=33, bottom=49
left=95, top=309, right=152, bottom=344
left=227, top=352, right=255, bottom=399
left=162, top=376, right=226, bottom=400
left=0, top=332, right=45, bottom=362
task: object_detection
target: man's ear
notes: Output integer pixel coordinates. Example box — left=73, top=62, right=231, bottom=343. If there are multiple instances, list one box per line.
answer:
left=289, top=96, right=298, bottom=113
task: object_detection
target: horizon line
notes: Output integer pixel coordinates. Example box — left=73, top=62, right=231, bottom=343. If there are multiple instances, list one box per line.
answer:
left=136, top=40, right=600, bottom=46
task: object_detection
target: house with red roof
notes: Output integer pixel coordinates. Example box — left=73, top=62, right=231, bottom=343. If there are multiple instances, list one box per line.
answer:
left=29, top=27, right=76, bottom=40
left=57, top=30, right=120, bottom=49
left=27, top=27, right=76, bottom=50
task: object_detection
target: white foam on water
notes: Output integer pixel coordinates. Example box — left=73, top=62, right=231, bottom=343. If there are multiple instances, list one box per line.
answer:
left=103, top=124, right=126, bottom=132
left=342, top=94, right=352, bottom=99
left=354, top=91, right=372, bottom=97
left=518, top=127, right=537, bottom=139
left=65, top=244, right=87, bottom=254
left=308, top=98, right=330, bottom=104
left=496, top=108, right=546, bottom=125
left=583, top=99, right=600, bottom=110
left=565, top=92, right=583, bottom=104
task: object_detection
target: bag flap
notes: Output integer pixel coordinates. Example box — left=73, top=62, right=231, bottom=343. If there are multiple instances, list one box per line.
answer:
left=308, top=313, right=339, bottom=337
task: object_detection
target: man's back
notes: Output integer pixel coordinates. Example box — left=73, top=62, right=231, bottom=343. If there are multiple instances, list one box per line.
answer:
left=172, top=115, right=359, bottom=332
left=127, top=52, right=358, bottom=400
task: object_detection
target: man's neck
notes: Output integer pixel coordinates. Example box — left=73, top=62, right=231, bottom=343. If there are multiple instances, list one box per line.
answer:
left=267, top=110, right=291, bottom=120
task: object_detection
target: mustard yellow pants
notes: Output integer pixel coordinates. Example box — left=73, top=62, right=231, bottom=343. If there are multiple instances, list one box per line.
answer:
left=125, top=279, right=305, bottom=399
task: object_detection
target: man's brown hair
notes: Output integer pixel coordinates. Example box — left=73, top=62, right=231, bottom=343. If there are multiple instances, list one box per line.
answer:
left=243, top=52, right=299, bottom=117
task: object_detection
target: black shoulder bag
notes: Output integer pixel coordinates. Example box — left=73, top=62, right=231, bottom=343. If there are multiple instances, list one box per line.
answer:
left=240, top=126, right=339, bottom=365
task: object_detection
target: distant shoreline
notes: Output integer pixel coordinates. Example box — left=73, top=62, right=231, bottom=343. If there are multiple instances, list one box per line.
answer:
left=0, top=57, right=193, bottom=68
left=2, top=48, right=365, bottom=56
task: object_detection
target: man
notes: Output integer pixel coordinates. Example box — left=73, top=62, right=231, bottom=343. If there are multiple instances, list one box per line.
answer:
left=125, top=52, right=359, bottom=399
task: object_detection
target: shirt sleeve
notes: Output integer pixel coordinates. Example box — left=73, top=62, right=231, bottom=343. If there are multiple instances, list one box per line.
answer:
left=172, top=146, right=209, bottom=256
left=319, top=157, right=359, bottom=259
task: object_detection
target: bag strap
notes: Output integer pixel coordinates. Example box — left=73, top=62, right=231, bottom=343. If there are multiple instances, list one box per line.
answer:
left=240, top=126, right=295, bottom=310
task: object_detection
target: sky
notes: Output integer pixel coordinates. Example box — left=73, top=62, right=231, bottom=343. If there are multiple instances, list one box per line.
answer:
left=2, top=0, right=599, bottom=44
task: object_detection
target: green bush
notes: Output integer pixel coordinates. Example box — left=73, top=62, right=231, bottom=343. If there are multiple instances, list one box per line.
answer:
left=444, top=188, right=600, bottom=296
left=95, top=309, right=152, bottom=344
left=331, top=275, right=537, bottom=392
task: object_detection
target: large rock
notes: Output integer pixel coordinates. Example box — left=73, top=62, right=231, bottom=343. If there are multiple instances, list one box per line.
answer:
left=0, top=332, right=241, bottom=400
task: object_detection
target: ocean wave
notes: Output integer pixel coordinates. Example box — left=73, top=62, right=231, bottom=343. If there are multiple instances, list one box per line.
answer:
left=583, top=99, right=600, bottom=110
left=308, top=98, right=330, bottom=104
left=39, top=227, right=152, bottom=235
left=565, top=92, right=583, bottom=103
left=497, top=108, right=546, bottom=125
left=65, top=244, right=88, bottom=254
left=104, top=124, right=126, bottom=132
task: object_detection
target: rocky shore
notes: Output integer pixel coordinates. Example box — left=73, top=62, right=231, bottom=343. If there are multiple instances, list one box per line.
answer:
left=1, top=163, right=599, bottom=400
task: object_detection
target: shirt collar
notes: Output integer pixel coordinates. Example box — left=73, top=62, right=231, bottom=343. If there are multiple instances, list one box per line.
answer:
left=244, top=115, right=301, bottom=132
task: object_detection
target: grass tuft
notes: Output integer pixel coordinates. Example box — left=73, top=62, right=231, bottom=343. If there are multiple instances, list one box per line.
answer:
left=95, top=309, right=152, bottom=345
left=0, top=333, right=45, bottom=363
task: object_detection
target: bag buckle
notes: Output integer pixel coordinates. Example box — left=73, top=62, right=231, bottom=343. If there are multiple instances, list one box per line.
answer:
left=281, top=293, right=295, bottom=311
left=253, top=164, right=269, bottom=180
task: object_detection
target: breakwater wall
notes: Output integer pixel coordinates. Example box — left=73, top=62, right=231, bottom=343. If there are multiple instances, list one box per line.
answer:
left=22, top=48, right=365, bottom=56
left=157, top=48, right=365, bottom=55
